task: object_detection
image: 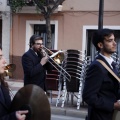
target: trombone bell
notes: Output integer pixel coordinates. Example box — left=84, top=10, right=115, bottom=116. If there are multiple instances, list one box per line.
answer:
left=50, top=50, right=64, bottom=64
left=42, top=47, right=71, bottom=81
left=4, top=64, right=16, bottom=77
left=42, top=46, right=64, bottom=64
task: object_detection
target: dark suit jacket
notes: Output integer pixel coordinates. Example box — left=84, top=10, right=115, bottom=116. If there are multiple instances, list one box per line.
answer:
left=0, top=85, right=17, bottom=120
left=82, top=55, right=120, bottom=120
left=22, top=49, right=52, bottom=90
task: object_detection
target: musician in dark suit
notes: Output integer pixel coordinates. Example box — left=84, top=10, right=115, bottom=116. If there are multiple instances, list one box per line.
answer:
left=82, top=28, right=120, bottom=120
left=0, top=45, right=28, bottom=120
left=22, top=35, right=52, bottom=91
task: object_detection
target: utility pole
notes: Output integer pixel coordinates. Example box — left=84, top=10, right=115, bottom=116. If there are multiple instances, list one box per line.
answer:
left=98, top=0, right=104, bottom=30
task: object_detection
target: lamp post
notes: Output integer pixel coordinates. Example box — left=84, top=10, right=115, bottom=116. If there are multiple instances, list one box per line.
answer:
left=98, top=0, right=104, bottom=30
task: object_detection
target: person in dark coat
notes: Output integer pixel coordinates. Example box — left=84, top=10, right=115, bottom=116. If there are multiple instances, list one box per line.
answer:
left=82, top=28, right=120, bottom=120
left=22, top=35, right=52, bottom=91
left=0, top=45, right=28, bottom=120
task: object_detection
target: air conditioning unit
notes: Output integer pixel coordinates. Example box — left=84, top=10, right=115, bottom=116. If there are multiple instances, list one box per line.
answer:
left=0, top=0, right=6, bottom=11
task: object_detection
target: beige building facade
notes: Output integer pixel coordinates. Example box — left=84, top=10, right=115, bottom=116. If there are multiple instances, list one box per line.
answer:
left=3, top=0, right=120, bottom=79
left=0, top=0, right=11, bottom=64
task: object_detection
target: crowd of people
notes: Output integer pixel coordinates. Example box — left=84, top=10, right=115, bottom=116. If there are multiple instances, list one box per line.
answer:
left=0, top=28, right=120, bottom=120
left=0, top=34, right=52, bottom=119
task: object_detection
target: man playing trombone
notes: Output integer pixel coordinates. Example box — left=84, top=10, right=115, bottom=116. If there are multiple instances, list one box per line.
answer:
left=22, top=34, right=52, bottom=91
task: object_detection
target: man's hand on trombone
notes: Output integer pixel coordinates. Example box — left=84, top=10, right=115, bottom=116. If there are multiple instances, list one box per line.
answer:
left=40, top=49, right=48, bottom=66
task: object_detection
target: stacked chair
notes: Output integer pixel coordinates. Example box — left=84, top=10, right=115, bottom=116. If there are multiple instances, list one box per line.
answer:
left=46, top=69, right=59, bottom=103
left=77, top=55, right=91, bottom=109
left=56, top=49, right=91, bottom=109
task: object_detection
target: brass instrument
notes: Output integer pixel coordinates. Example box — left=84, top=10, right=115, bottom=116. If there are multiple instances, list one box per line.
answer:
left=4, top=64, right=16, bottom=77
left=43, top=46, right=64, bottom=64
left=4, top=64, right=16, bottom=99
left=42, top=46, right=71, bottom=81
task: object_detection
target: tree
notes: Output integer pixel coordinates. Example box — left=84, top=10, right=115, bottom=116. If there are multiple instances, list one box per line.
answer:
left=34, top=0, right=65, bottom=49
left=10, top=0, right=65, bottom=49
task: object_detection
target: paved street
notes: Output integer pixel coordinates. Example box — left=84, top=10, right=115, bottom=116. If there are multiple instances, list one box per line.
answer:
left=6, top=79, right=87, bottom=119
left=51, top=115, right=84, bottom=120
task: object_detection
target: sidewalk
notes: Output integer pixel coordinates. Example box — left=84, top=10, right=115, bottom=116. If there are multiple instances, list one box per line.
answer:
left=6, top=78, right=88, bottom=119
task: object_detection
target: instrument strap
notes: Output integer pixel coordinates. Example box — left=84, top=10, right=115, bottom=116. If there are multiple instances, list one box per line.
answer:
left=97, top=59, right=120, bottom=82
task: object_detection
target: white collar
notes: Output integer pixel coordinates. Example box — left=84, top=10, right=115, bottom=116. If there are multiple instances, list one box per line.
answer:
left=99, top=53, right=114, bottom=68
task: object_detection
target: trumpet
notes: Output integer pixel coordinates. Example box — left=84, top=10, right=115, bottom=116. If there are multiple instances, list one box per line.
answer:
left=42, top=46, right=71, bottom=81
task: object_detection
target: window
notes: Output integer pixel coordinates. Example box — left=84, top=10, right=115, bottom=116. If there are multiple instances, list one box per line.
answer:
left=34, top=24, right=55, bottom=49
left=87, top=30, right=120, bottom=61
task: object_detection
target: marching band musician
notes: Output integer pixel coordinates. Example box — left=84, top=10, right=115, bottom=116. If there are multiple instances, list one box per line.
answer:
left=0, top=44, right=28, bottom=120
left=22, top=34, right=52, bottom=91
left=82, top=28, right=120, bottom=120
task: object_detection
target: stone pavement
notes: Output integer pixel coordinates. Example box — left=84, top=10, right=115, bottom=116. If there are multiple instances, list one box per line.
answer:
left=6, top=78, right=88, bottom=119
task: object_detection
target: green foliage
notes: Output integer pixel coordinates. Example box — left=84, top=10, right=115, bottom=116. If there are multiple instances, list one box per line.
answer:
left=10, top=0, right=26, bottom=13
left=10, top=0, right=46, bottom=13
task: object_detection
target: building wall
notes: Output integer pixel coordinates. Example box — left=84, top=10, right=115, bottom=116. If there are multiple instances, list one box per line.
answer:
left=11, top=0, right=120, bottom=79
left=0, top=0, right=11, bottom=64
left=62, top=0, right=120, bottom=11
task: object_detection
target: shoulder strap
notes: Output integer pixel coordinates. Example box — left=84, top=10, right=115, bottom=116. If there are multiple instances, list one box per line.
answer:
left=97, top=59, right=120, bottom=82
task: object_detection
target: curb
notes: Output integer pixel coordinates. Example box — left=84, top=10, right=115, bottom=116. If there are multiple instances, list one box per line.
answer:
left=51, top=106, right=87, bottom=118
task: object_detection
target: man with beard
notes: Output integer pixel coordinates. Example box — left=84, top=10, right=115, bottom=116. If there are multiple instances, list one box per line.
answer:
left=22, top=35, right=52, bottom=91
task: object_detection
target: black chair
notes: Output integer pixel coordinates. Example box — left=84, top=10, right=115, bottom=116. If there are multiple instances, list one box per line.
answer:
left=56, top=49, right=86, bottom=108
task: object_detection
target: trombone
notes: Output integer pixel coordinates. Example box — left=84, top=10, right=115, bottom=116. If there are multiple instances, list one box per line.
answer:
left=42, top=46, right=71, bottom=81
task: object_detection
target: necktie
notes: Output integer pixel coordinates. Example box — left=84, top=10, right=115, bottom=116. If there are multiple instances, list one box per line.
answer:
left=0, top=85, right=5, bottom=103
left=111, top=62, right=118, bottom=75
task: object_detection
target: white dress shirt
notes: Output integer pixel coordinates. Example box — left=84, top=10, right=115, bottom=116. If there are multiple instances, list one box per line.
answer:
left=99, top=53, right=114, bottom=69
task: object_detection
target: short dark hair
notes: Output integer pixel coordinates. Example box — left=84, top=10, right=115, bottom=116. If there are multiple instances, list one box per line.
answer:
left=29, top=34, right=43, bottom=48
left=92, top=28, right=114, bottom=51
